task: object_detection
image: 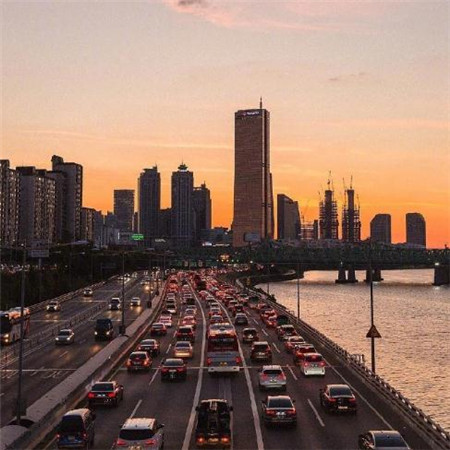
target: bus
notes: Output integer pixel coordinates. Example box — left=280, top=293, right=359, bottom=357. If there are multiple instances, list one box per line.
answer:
left=206, top=326, right=241, bottom=374
left=0, top=307, right=31, bottom=345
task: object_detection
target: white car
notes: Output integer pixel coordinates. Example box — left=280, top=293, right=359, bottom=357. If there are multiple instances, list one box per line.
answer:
left=299, top=353, right=326, bottom=376
left=159, top=315, right=173, bottom=328
left=55, top=329, right=75, bottom=345
left=46, top=301, right=61, bottom=312
left=130, top=297, right=141, bottom=307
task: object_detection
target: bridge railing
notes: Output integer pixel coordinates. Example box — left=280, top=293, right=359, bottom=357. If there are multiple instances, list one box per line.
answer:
left=237, top=280, right=450, bottom=450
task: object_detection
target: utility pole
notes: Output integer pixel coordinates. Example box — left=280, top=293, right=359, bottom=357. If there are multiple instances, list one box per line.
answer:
left=296, top=262, right=300, bottom=319
left=16, top=244, right=26, bottom=424
left=120, top=251, right=126, bottom=335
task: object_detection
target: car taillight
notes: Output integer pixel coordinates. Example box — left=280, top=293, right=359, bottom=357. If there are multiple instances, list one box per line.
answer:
left=126, top=360, right=131, bottom=366
left=286, top=408, right=296, bottom=416
left=177, top=367, right=184, bottom=372
left=88, top=392, right=95, bottom=398
left=206, top=357, right=212, bottom=365
left=328, top=397, right=337, bottom=402
left=116, top=438, right=127, bottom=446
left=319, top=361, right=326, bottom=367
left=280, top=372, right=286, bottom=380
left=144, top=360, right=150, bottom=366
left=144, top=439, right=156, bottom=445
left=304, top=362, right=310, bottom=367
left=197, top=435, right=205, bottom=443
left=56, top=434, right=60, bottom=440
left=161, top=368, right=169, bottom=373
left=266, top=410, right=276, bottom=416
left=82, top=433, right=87, bottom=440
left=349, top=397, right=356, bottom=403
left=107, top=392, right=116, bottom=398
left=220, top=436, right=230, bottom=443
left=235, top=356, right=242, bottom=364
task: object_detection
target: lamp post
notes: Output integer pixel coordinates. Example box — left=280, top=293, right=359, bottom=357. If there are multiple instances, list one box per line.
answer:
left=296, top=262, right=300, bottom=319
left=120, top=251, right=126, bottom=335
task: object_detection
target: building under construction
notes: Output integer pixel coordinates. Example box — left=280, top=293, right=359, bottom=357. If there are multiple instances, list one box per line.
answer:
left=319, top=176, right=339, bottom=240
left=341, top=178, right=361, bottom=243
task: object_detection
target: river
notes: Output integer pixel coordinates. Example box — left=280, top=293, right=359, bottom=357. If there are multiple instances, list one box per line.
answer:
left=257, top=269, right=450, bottom=431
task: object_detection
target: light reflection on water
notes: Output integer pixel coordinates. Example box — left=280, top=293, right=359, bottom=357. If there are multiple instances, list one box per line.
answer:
left=258, top=269, right=450, bottom=430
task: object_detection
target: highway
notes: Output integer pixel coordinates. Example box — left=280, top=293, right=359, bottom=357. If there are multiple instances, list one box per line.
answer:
left=0, top=275, right=152, bottom=428
left=37, top=275, right=431, bottom=450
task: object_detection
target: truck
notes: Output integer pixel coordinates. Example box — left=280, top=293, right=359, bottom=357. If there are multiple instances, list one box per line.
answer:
left=206, top=326, right=242, bottom=374
left=195, top=399, right=232, bottom=448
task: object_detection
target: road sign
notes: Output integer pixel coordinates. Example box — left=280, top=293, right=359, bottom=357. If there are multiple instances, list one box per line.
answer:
left=131, top=234, right=144, bottom=241
left=29, top=249, right=49, bottom=258
left=366, top=325, right=382, bottom=339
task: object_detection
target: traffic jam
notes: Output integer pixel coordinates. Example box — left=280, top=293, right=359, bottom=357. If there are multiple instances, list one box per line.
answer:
left=52, top=271, right=411, bottom=450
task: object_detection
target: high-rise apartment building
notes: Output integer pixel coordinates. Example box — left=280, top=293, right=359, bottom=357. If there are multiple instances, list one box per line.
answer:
left=370, top=214, right=391, bottom=244
left=138, top=167, right=160, bottom=247
left=193, top=183, right=212, bottom=245
left=81, top=207, right=96, bottom=242
left=0, top=160, right=20, bottom=246
left=342, top=185, right=361, bottom=243
left=159, top=208, right=172, bottom=239
left=233, top=100, right=274, bottom=247
left=171, top=163, right=194, bottom=247
left=406, top=213, right=426, bottom=247
left=114, top=189, right=134, bottom=232
left=277, top=194, right=301, bottom=241
left=17, top=167, right=56, bottom=244
left=51, top=155, right=83, bottom=241
left=319, top=181, right=339, bottom=240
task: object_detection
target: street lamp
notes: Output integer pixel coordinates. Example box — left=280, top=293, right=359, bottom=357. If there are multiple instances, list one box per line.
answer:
left=296, top=262, right=300, bottom=319
left=120, top=252, right=126, bottom=335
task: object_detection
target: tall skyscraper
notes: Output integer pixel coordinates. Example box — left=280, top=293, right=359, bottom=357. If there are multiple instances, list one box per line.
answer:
left=114, top=189, right=134, bottom=232
left=193, top=183, right=212, bottom=245
left=277, top=194, right=301, bottom=241
left=370, top=214, right=392, bottom=244
left=233, top=99, right=274, bottom=247
left=159, top=208, right=172, bottom=239
left=17, top=167, right=56, bottom=244
left=138, top=167, right=160, bottom=247
left=0, top=160, right=20, bottom=246
left=80, top=207, right=95, bottom=242
left=51, top=155, right=83, bottom=241
left=406, top=213, right=426, bottom=247
left=171, top=163, right=194, bottom=248
left=342, top=183, right=361, bottom=243
left=319, top=179, right=339, bottom=240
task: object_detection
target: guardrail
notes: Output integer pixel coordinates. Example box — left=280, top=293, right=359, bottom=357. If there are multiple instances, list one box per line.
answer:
left=236, top=279, right=450, bottom=450
left=0, top=281, right=167, bottom=450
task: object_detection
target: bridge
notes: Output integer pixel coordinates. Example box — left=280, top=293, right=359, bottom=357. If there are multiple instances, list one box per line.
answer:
left=0, top=271, right=449, bottom=450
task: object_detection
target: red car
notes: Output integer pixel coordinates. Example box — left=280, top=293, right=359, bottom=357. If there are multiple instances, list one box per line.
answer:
left=292, top=344, right=316, bottom=365
left=126, top=351, right=152, bottom=372
left=176, top=326, right=195, bottom=343
left=150, top=322, right=167, bottom=336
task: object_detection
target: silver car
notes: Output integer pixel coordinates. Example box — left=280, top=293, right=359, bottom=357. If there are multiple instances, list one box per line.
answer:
left=115, top=418, right=165, bottom=449
left=258, top=365, right=287, bottom=391
left=46, top=301, right=61, bottom=312
left=130, top=297, right=141, bottom=307
left=55, top=328, right=75, bottom=345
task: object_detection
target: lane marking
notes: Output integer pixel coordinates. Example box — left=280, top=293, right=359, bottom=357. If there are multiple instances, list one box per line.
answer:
left=307, top=398, right=325, bottom=427
left=261, top=329, right=269, bottom=337
left=286, top=365, right=298, bottom=381
left=272, top=343, right=281, bottom=353
left=181, top=288, right=206, bottom=450
left=324, top=357, right=394, bottom=429
left=165, top=343, right=172, bottom=355
left=148, top=368, right=159, bottom=387
left=129, top=399, right=143, bottom=419
left=59, top=350, right=69, bottom=357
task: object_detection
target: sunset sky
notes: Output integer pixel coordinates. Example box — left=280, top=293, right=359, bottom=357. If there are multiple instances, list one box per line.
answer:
left=2, top=1, right=449, bottom=248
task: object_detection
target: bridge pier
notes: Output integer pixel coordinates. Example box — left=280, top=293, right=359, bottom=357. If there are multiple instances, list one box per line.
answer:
left=347, top=267, right=358, bottom=283
left=335, top=267, right=347, bottom=284
left=365, top=269, right=383, bottom=283
left=433, top=265, right=450, bottom=286
left=335, top=267, right=358, bottom=284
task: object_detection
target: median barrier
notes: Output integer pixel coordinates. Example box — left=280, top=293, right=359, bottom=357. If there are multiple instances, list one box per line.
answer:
left=237, top=279, right=450, bottom=450
left=0, top=281, right=167, bottom=450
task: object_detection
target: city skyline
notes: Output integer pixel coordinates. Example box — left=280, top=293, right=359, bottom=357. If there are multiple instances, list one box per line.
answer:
left=2, top=2, right=449, bottom=247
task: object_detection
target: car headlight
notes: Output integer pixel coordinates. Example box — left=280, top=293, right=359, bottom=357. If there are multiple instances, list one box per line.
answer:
left=56, top=337, right=60, bottom=341
left=106, top=330, right=110, bottom=335
left=94, top=331, right=98, bottom=335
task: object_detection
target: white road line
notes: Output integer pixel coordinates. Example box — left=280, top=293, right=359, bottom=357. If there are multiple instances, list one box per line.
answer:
left=148, top=368, right=159, bottom=387
left=286, top=365, right=298, bottom=381
left=181, top=289, right=206, bottom=450
left=60, top=350, right=69, bottom=357
left=30, top=366, right=45, bottom=377
left=165, top=343, right=172, bottom=354
left=252, top=318, right=259, bottom=324
left=42, top=370, right=58, bottom=379
left=324, top=357, right=394, bottom=429
left=129, top=399, right=143, bottom=419
left=307, top=398, right=325, bottom=427
left=272, top=343, right=281, bottom=353
left=261, top=329, right=269, bottom=336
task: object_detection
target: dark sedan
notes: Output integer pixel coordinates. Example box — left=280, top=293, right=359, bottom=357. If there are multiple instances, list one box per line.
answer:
left=160, top=358, right=187, bottom=381
left=87, top=381, right=123, bottom=407
left=137, top=339, right=160, bottom=356
left=150, top=322, right=167, bottom=336
left=320, top=384, right=357, bottom=414
left=261, top=395, right=297, bottom=427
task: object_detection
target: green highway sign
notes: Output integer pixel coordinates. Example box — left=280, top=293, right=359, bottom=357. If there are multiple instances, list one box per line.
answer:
left=131, top=234, right=144, bottom=241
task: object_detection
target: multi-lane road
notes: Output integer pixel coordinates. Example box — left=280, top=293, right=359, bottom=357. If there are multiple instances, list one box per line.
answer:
left=36, top=276, right=431, bottom=450
left=0, top=275, right=152, bottom=428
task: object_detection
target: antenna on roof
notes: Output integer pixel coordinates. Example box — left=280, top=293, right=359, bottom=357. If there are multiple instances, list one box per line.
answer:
left=260, top=97, right=263, bottom=109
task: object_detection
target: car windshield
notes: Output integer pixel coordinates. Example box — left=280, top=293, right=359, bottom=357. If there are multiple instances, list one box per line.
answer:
left=96, top=320, right=111, bottom=329
left=305, top=355, right=323, bottom=362
left=119, top=429, right=154, bottom=440
left=330, top=386, right=353, bottom=397
left=59, top=330, right=71, bottom=336
left=254, top=345, right=269, bottom=351
left=263, top=369, right=282, bottom=376
left=141, top=340, right=156, bottom=346
left=49, top=302, right=58, bottom=306
left=131, top=353, right=146, bottom=360
left=176, top=342, right=190, bottom=348
left=267, top=398, right=293, bottom=408
left=92, top=383, right=113, bottom=392
left=59, top=416, right=84, bottom=433
left=244, top=329, right=257, bottom=334
left=164, top=359, right=183, bottom=367
left=374, top=435, right=407, bottom=447
left=179, top=327, right=192, bottom=333
left=153, top=324, right=163, bottom=328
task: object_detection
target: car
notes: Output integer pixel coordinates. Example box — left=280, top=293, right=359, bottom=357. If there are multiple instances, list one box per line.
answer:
left=173, top=341, right=194, bottom=359
left=299, top=353, right=326, bottom=376
left=261, top=395, right=297, bottom=427
left=160, top=358, right=187, bottom=381
left=185, top=306, right=197, bottom=316
left=137, top=339, right=160, bottom=356
left=231, top=304, right=244, bottom=316
left=209, top=307, right=222, bottom=318
left=126, top=351, right=152, bottom=372
left=176, top=326, right=195, bottom=343
left=242, top=328, right=259, bottom=343
left=210, top=314, right=224, bottom=325
left=234, top=313, right=248, bottom=326
left=95, top=318, right=115, bottom=340
left=160, top=315, right=173, bottom=328
left=55, top=329, right=75, bottom=345
left=260, top=309, right=276, bottom=320
left=264, top=315, right=278, bottom=328
left=130, top=297, right=141, bottom=307
left=258, top=365, right=287, bottom=391
left=195, top=399, right=232, bottom=448
left=150, top=322, right=167, bottom=336
left=115, top=418, right=165, bottom=449
left=181, top=315, right=197, bottom=329
left=358, top=430, right=410, bottom=450
left=47, top=301, right=61, bottom=312
left=109, top=297, right=121, bottom=310
left=250, top=341, right=272, bottom=363
left=293, top=344, right=316, bottom=365
left=56, top=408, right=96, bottom=449
left=88, top=381, right=124, bottom=407
left=165, top=303, right=178, bottom=315
left=284, top=336, right=306, bottom=353
left=319, top=384, right=357, bottom=414
left=83, top=288, right=93, bottom=297
left=276, top=324, right=297, bottom=340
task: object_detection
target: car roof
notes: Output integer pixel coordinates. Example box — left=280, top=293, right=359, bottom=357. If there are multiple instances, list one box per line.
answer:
left=370, top=430, right=404, bottom=438
left=267, top=395, right=293, bottom=401
left=63, top=408, right=91, bottom=418
left=261, top=365, right=283, bottom=371
left=130, top=351, right=148, bottom=356
left=326, top=384, right=351, bottom=389
left=141, top=339, right=157, bottom=344
left=253, top=341, right=270, bottom=345
left=92, top=381, right=115, bottom=386
left=122, top=418, right=156, bottom=429
left=164, top=358, right=184, bottom=364
left=59, top=329, right=73, bottom=333
left=243, top=327, right=257, bottom=332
